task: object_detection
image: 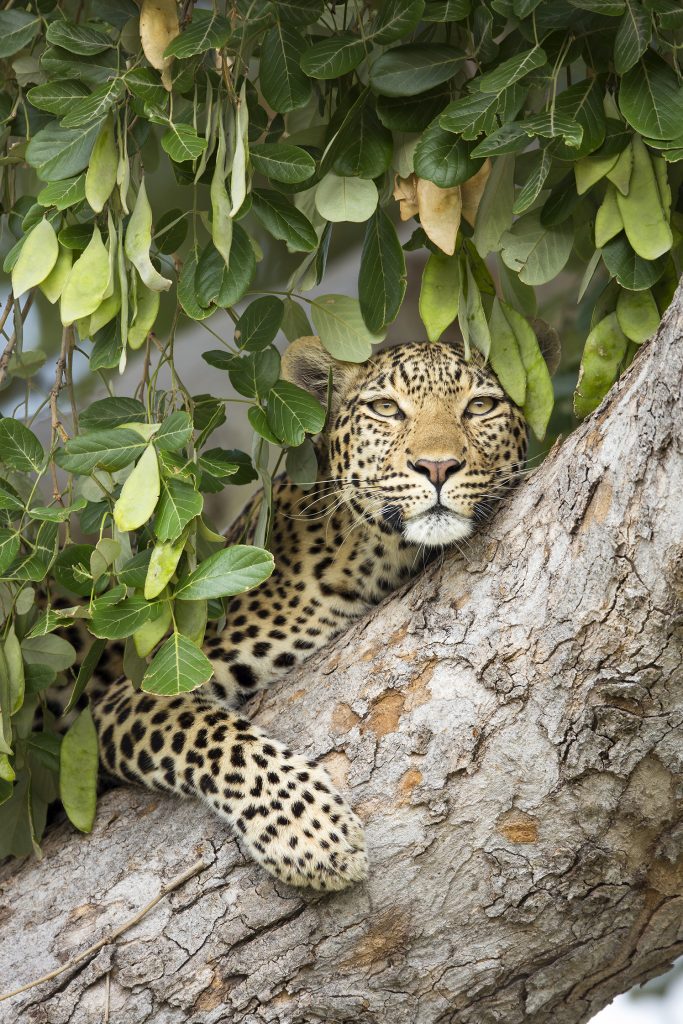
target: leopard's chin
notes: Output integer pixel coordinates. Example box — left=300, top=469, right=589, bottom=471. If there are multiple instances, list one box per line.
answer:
left=402, top=507, right=474, bottom=547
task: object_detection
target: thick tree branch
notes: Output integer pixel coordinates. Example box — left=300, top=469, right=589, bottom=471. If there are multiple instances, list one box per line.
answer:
left=1, top=285, right=682, bottom=1024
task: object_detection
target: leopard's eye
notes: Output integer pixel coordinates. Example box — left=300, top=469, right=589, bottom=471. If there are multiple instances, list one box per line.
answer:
left=369, top=398, right=402, bottom=418
left=465, top=396, right=498, bottom=417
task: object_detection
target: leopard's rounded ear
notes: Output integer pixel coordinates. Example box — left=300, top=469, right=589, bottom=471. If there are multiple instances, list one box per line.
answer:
left=281, top=336, right=362, bottom=407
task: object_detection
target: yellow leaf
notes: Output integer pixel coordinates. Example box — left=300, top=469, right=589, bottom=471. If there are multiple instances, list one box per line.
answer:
left=416, top=178, right=461, bottom=256
left=39, top=244, right=72, bottom=304
left=460, top=159, right=491, bottom=228
left=124, top=178, right=172, bottom=292
left=144, top=533, right=187, bottom=599
left=113, top=444, right=160, bottom=531
left=140, top=0, right=179, bottom=91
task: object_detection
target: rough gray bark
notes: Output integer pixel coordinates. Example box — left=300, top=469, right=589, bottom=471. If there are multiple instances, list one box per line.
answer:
left=1, top=286, right=682, bottom=1024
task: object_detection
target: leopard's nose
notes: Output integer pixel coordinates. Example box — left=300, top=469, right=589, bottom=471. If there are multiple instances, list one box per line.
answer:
left=409, top=458, right=465, bottom=491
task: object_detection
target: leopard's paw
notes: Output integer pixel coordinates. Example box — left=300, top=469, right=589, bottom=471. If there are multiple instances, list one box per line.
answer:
left=233, top=753, right=367, bottom=891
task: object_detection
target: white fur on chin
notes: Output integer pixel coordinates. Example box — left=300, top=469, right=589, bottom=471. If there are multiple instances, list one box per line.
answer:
left=403, top=511, right=474, bottom=547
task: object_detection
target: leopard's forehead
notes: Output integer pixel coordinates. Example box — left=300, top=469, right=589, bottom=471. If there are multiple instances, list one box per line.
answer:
left=351, top=341, right=496, bottom=399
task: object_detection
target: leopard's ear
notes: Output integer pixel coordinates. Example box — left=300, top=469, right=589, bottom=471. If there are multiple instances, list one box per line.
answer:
left=281, top=336, right=363, bottom=409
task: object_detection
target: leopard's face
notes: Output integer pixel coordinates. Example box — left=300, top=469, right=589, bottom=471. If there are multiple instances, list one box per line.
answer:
left=325, top=342, right=528, bottom=547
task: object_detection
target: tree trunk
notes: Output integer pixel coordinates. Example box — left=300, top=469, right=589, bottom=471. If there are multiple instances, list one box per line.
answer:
left=1, top=285, right=682, bottom=1024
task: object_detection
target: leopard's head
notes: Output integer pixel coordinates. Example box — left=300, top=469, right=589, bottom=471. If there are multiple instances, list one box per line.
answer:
left=282, top=337, right=528, bottom=547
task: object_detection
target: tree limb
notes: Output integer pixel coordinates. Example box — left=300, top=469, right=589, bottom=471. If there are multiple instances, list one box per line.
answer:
left=1, top=284, right=682, bottom=1024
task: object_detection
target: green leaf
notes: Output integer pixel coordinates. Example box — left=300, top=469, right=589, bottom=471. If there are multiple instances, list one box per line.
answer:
left=250, top=143, right=315, bottom=183
left=251, top=190, right=317, bottom=252
left=60, top=707, right=98, bottom=833
left=22, top=634, right=77, bottom=671
left=125, top=68, right=167, bottom=107
left=25, top=121, right=102, bottom=182
left=513, top=148, right=552, bottom=215
left=369, top=44, right=463, bottom=98
left=162, top=123, right=208, bottom=163
left=215, top=224, right=257, bottom=307
left=372, top=0, right=425, bottom=42
left=615, top=287, right=660, bottom=343
left=414, top=123, right=482, bottom=187
left=155, top=411, right=193, bottom=452
left=359, top=208, right=406, bottom=333
left=315, top=174, right=379, bottom=223
left=472, top=154, right=515, bottom=258
left=28, top=499, right=87, bottom=523
left=423, top=0, right=471, bottom=18
left=377, top=84, right=452, bottom=132
left=248, top=406, right=281, bottom=444
left=615, top=0, right=652, bottom=75
left=61, top=79, right=124, bottom=129
left=500, top=212, right=574, bottom=286
left=300, top=34, right=366, bottom=79
left=141, top=632, right=213, bottom=696
left=118, top=550, right=152, bottom=589
left=27, top=80, right=91, bottom=116
left=260, top=23, right=312, bottom=113
left=332, top=105, right=393, bottom=178
left=46, top=20, right=112, bottom=56
left=0, top=531, right=20, bottom=575
left=80, top=397, right=146, bottom=430
left=439, top=85, right=525, bottom=138
left=178, top=251, right=214, bottom=321
left=459, top=259, right=491, bottom=359
left=470, top=122, right=529, bottom=158
left=419, top=252, right=460, bottom=342
left=235, top=297, right=284, bottom=351
left=0, top=420, right=44, bottom=474
left=0, top=10, right=41, bottom=59
left=286, top=437, right=318, bottom=488
left=601, top=235, right=667, bottom=290
left=155, top=479, right=203, bottom=542
left=164, top=11, right=231, bottom=58
left=37, top=176, right=87, bottom=211
left=310, top=294, right=385, bottom=361
left=229, top=349, right=281, bottom=399
left=175, top=545, right=274, bottom=601
left=266, top=381, right=326, bottom=446
left=89, top=596, right=157, bottom=639
left=477, top=45, right=547, bottom=94
left=55, top=428, right=147, bottom=475
left=64, top=638, right=107, bottom=715
left=40, top=44, right=119, bottom=86
left=619, top=53, right=683, bottom=140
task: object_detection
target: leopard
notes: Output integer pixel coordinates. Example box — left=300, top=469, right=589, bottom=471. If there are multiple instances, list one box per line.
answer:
left=77, top=338, right=528, bottom=891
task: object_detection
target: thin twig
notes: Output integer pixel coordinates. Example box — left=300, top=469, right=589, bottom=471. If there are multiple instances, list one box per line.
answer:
left=0, top=292, right=34, bottom=387
left=0, top=859, right=208, bottom=1004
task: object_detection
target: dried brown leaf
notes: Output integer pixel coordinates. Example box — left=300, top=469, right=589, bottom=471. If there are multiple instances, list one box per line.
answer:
left=461, top=159, right=491, bottom=228
left=393, top=174, right=419, bottom=221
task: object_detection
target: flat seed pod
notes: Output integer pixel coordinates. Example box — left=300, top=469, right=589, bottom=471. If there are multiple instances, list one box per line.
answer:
left=419, top=252, right=460, bottom=342
left=60, top=226, right=110, bottom=326
left=134, top=599, right=173, bottom=657
left=144, top=533, right=187, bottom=600
left=574, top=151, right=619, bottom=195
left=495, top=300, right=553, bottom=439
left=615, top=137, right=673, bottom=260
left=128, top=279, right=160, bottom=350
left=140, top=0, right=179, bottom=91
left=616, top=288, right=660, bottom=343
left=605, top=143, right=633, bottom=195
left=210, top=108, right=233, bottom=268
left=59, top=706, right=98, bottom=833
left=416, top=178, right=461, bottom=255
left=488, top=298, right=527, bottom=408
left=39, top=245, right=73, bottom=304
left=11, top=218, right=59, bottom=299
left=574, top=312, right=628, bottom=419
left=124, top=179, right=172, bottom=292
left=113, top=444, right=161, bottom=531
left=595, top=183, right=623, bottom=248
left=88, top=287, right=121, bottom=336
left=85, top=115, right=117, bottom=213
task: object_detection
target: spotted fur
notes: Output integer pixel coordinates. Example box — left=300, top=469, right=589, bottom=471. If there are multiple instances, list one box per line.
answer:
left=85, top=340, right=527, bottom=890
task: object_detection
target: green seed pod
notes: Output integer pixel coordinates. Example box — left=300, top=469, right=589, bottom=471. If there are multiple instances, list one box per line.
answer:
left=144, top=532, right=187, bottom=600
left=210, top=108, right=233, bottom=269
left=574, top=312, right=628, bottom=419
left=616, top=288, right=660, bottom=344
left=128, top=277, right=160, bottom=350
left=39, top=243, right=72, bottom=304
left=11, top=218, right=59, bottom=299
left=574, top=152, right=619, bottom=195
left=652, top=154, right=671, bottom=221
left=595, top=183, right=623, bottom=248
left=419, top=252, right=460, bottom=343
left=60, top=225, right=110, bottom=326
left=615, top=137, right=673, bottom=260
left=124, top=178, right=172, bottom=292
left=488, top=298, right=526, bottom=407
left=605, top=144, right=633, bottom=196
left=134, top=598, right=173, bottom=657
left=89, top=286, right=121, bottom=336
left=85, top=115, right=117, bottom=214
left=113, top=444, right=160, bottom=531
